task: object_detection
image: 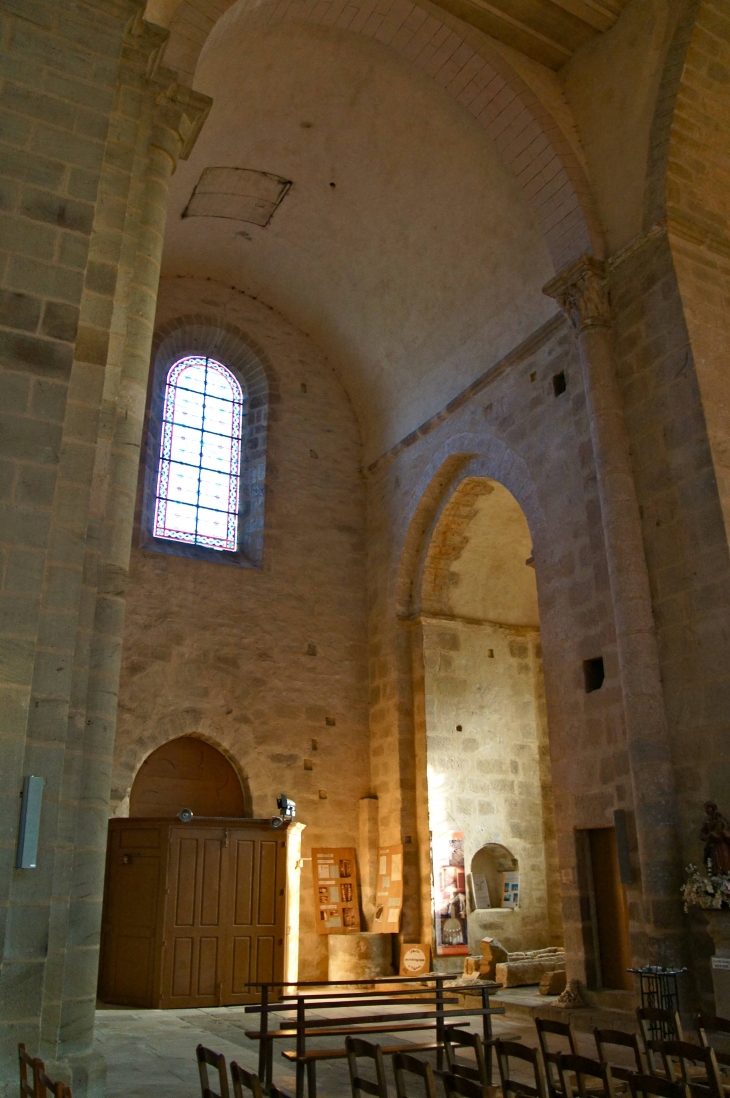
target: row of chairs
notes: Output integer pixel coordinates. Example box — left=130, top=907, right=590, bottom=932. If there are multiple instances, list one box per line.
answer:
left=198, top=1006, right=730, bottom=1098
left=18, top=1044, right=72, bottom=1098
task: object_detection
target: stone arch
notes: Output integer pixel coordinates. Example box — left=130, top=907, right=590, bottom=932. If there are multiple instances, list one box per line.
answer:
left=391, top=433, right=559, bottom=949
left=116, top=731, right=253, bottom=818
left=396, top=433, right=548, bottom=619
left=154, top=0, right=603, bottom=271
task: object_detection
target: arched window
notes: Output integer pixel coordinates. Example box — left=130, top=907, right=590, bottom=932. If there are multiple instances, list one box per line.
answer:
left=154, top=355, right=244, bottom=552
left=142, top=319, right=272, bottom=567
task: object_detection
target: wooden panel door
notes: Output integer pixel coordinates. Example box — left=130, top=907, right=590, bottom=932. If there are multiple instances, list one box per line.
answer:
left=221, top=829, right=288, bottom=1004
left=98, top=822, right=165, bottom=1007
left=588, top=827, right=633, bottom=990
left=161, top=826, right=228, bottom=1007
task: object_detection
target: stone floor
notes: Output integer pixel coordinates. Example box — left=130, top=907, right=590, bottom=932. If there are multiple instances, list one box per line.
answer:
left=95, top=996, right=611, bottom=1098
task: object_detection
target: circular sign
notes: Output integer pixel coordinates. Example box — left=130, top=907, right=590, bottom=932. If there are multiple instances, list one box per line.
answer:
left=403, top=946, right=427, bottom=973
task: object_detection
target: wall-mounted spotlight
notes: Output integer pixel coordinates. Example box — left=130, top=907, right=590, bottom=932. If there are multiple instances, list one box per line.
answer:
left=277, top=795, right=296, bottom=821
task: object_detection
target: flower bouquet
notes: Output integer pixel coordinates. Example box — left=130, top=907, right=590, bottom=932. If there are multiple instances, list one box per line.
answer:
left=681, top=863, right=730, bottom=911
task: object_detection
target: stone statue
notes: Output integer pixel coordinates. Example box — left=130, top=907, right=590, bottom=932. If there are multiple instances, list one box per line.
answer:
left=700, top=802, right=730, bottom=875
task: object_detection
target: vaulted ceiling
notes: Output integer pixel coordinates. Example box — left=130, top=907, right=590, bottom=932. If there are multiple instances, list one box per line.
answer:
left=146, top=0, right=633, bottom=81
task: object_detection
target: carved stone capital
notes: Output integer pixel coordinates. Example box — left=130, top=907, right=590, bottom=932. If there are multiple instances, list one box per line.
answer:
left=543, top=254, right=610, bottom=332
left=151, top=71, right=212, bottom=164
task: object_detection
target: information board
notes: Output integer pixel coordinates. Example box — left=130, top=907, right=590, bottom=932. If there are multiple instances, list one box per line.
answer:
left=311, top=847, right=361, bottom=934
left=372, top=843, right=404, bottom=933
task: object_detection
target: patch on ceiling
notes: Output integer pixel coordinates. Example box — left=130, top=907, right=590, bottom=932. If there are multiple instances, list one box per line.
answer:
left=183, top=167, right=292, bottom=227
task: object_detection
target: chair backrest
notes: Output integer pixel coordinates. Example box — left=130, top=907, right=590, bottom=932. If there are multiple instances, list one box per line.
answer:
left=35, top=1065, right=71, bottom=1098
left=197, top=1044, right=231, bottom=1098
left=442, top=1072, right=490, bottom=1098
left=268, top=1088, right=293, bottom=1098
left=637, top=1009, right=683, bottom=1046
left=696, top=1013, right=730, bottom=1048
left=658, top=1041, right=724, bottom=1098
left=628, top=1073, right=691, bottom=1098
left=230, top=1062, right=264, bottom=1098
left=392, top=1051, right=437, bottom=1098
left=556, top=1052, right=616, bottom=1098
left=443, top=1028, right=489, bottom=1085
left=536, top=1018, right=578, bottom=1095
left=594, top=1029, right=647, bottom=1076
left=19, top=1044, right=37, bottom=1098
left=496, top=1039, right=547, bottom=1098
left=346, top=1036, right=389, bottom=1098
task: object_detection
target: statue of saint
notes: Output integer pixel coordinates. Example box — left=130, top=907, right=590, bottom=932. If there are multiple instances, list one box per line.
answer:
left=700, top=802, right=730, bottom=875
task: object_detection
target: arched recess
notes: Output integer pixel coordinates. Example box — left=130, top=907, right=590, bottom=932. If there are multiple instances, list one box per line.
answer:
left=389, top=437, right=561, bottom=955
left=149, top=0, right=602, bottom=272
left=129, top=735, right=250, bottom=817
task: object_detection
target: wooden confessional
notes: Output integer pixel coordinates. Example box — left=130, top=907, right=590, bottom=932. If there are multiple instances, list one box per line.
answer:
left=98, top=817, right=289, bottom=1008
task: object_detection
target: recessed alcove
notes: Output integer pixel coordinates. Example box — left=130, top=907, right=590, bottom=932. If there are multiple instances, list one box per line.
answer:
left=470, top=843, right=519, bottom=911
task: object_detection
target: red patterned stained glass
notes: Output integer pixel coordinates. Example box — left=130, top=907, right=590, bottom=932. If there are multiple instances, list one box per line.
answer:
left=154, top=355, right=244, bottom=551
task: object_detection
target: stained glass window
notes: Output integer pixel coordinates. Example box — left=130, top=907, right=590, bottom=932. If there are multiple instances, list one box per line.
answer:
left=154, top=355, right=244, bottom=552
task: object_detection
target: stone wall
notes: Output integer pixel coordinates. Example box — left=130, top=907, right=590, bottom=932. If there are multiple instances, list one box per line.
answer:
left=114, top=276, right=371, bottom=980
left=422, top=616, right=561, bottom=954
left=366, top=316, right=633, bottom=985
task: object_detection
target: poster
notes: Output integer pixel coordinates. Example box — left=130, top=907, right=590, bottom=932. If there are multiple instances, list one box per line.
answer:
left=400, top=943, right=431, bottom=976
left=470, top=872, right=491, bottom=910
left=311, top=848, right=361, bottom=934
left=372, top=843, right=403, bottom=933
left=433, top=831, right=469, bottom=955
left=501, top=870, right=519, bottom=908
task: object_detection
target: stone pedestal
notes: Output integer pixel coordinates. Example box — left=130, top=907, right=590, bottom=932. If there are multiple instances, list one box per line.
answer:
left=706, top=910, right=730, bottom=1017
left=328, top=933, right=394, bottom=981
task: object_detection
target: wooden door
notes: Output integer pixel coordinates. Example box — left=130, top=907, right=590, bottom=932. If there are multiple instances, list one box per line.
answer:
left=220, top=828, right=288, bottom=1004
left=98, top=822, right=166, bottom=1007
left=588, top=827, right=633, bottom=990
left=161, top=824, right=287, bottom=1007
left=162, top=826, right=228, bottom=1008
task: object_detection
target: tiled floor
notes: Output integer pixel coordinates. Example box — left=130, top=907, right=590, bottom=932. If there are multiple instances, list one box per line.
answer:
left=96, top=996, right=613, bottom=1098
left=96, top=1000, right=529, bottom=1098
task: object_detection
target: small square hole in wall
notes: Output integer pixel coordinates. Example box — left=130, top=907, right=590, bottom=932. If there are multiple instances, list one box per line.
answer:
left=583, top=656, right=605, bottom=693
left=530, top=371, right=537, bottom=382
left=326, top=717, right=336, bottom=726
left=553, top=371, right=567, bottom=397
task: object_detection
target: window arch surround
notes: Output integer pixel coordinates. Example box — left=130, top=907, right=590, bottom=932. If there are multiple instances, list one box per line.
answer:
left=141, top=316, right=277, bottom=567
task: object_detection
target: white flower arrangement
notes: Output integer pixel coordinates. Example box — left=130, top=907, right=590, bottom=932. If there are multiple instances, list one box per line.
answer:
left=681, top=863, right=730, bottom=911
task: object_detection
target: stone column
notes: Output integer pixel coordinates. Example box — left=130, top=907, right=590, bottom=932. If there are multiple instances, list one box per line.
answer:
left=42, top=72, right=210, bottom=1093
left=544, top=255, right=683, bottom=965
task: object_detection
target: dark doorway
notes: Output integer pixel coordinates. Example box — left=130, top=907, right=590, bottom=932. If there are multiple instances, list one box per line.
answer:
left=588, top=827, right=632, bottom=990
left=129, top=736, right=246, bottom=818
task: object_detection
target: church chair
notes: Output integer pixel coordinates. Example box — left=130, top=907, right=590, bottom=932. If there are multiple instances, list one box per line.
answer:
left=637, top=1010, right=683, bottom=1072
left=443, top=1028, right=490, bottom=1086
left=346, top=1036, right=389, bottom=1098
left=442, top=1071, right=499, bottom=1098
left=536, top=1018, right=579, bottom=1098
left=197, top=1044, right=231, bottom=1098
left=656, top=1040, right=724, bottom=1098
left=35, top=1063, right=72, bottom=1098
left=496, top=1038, right=550, bottom=1098
left=628, top=1073, right=691, bottom=1098
left=392, top=1050, right=438, bottom=1098
left=696, top=1015, right=730, bottom=1073
left=230, top=1061, right=265, bottom=1098
left=556, top=1052, right=618, bottom=1098
left=594, top=1029, right=647, bottom=1084
left=19, top=1043, right=37, bottom=1098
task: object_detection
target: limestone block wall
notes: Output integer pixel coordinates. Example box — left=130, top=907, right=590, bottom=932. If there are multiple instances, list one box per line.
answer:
left=114, top=276, right=371, bottom=980
left=422, top=617, right=562, bottom=954
left=612, top=231, right=730, bottom=1007
left=366, top=316, right=632, bottom=985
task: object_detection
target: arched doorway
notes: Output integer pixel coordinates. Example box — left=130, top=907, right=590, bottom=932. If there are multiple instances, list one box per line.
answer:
left=417, top=476, right=562, bottom=958
left=129, top=736, right=247, bottom=818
